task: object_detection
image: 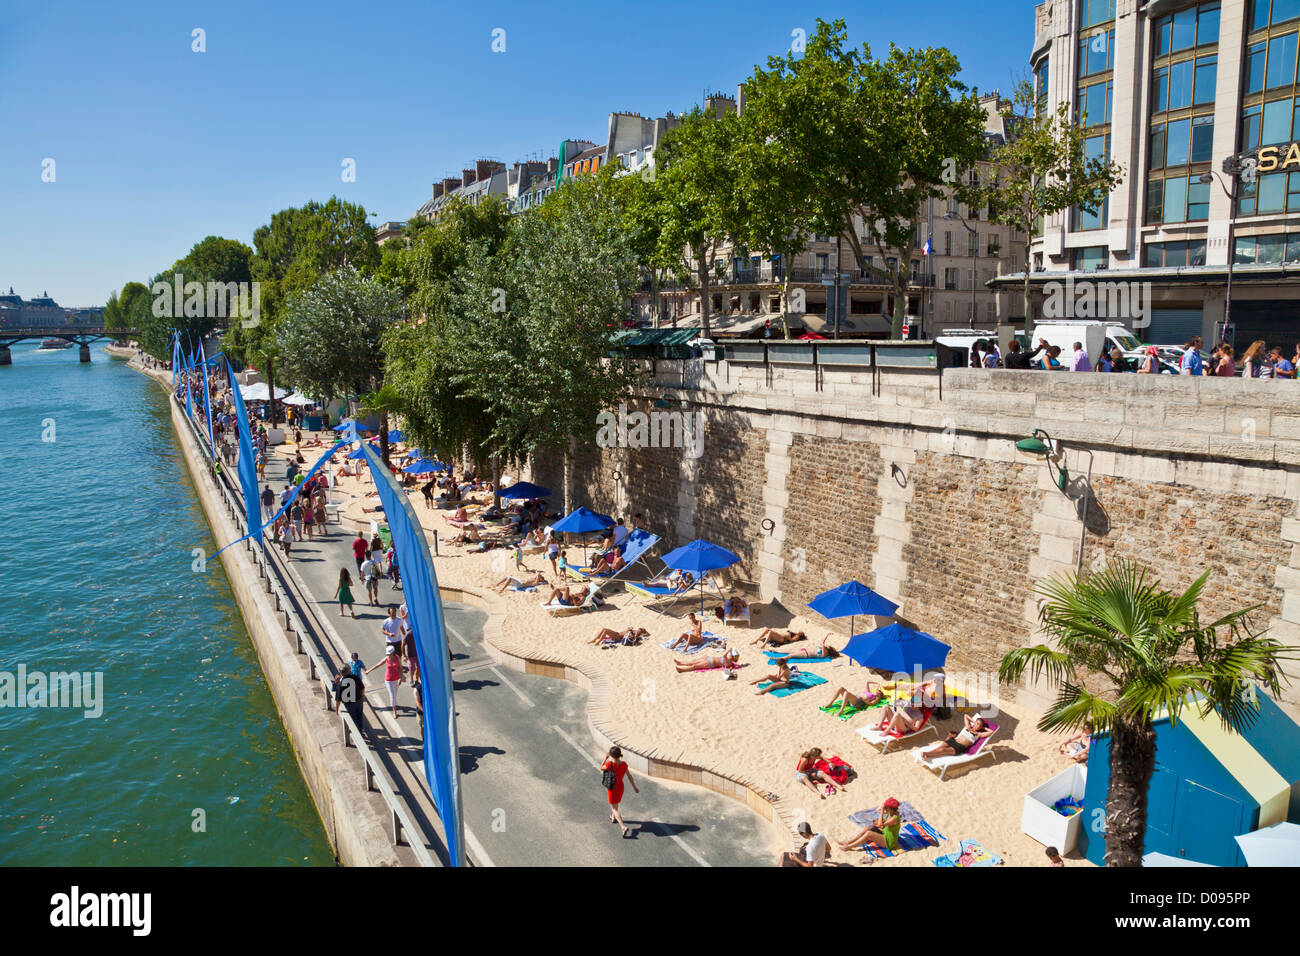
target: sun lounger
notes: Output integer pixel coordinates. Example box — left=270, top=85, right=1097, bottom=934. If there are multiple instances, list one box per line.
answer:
left=912, top=721, right=1000, bottom=779
left=539, top=583, right=603, bottom=615
left=625, top=580, right=694, bottom=614
left=721, top=605, right=750, bottom=627
left=856, top=708, right=938, bottom=753
left=568, top=530, right=661, bottom=585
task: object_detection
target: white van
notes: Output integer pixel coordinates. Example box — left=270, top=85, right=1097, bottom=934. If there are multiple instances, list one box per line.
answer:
left=1030, top=320, right=1142, bottom=366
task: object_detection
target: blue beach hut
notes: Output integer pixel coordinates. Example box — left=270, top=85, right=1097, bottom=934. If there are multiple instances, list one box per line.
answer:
left=1079, top=692, right=1300, bottom=867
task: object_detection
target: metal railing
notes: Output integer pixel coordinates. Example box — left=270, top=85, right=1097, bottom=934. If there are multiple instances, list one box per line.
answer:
left=175, top=391, right=446, bottom=866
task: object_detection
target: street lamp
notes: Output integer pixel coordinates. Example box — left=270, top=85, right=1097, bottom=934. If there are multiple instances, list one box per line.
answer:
left=946, top=212, right=979, bottom=330
left=1200, top=160, right=1242, bottom=344
left=1016, top=428, right=1093, bottom=575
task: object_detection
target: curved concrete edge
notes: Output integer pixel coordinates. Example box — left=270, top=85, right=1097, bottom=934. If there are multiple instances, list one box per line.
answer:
left=440, top=583, right=801, bottom=850
left=140, top=363, right=403, bottom=867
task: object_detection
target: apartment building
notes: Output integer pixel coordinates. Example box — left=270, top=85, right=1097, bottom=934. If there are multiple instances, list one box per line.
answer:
left=1004, top=0, right=1300, bottom=348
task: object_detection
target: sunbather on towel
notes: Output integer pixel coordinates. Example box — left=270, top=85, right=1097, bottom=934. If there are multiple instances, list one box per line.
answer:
left=824, top=680, right=881, bottom=717
left=590, top=626, right=649, bottom=647
left=752, top=659, right=794, bottom=695
left=793, top=747, right=840, bottom=798
left=545, top=585, right=586, bottom=607
left=493, top=571, right=548, bottom=593
left=921, top=713, right=993, bottom=759
left=838, top=798, right=902, bottom=851
left=675, top=647, right=739, bottom=671
left=714, top=596, right=747, bottom=622
left=444, top=525, right=482, bottom=545
left=770, top=634, right=838, bottom=661
left=1059, top=722, right=1092, bottom=764
left=751, top=627, right=806, bottom=649
left=666, top=612, right=704, bottom=651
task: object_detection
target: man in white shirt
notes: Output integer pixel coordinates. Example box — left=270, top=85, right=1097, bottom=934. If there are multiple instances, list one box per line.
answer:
left=611, top=518, right=630, bottom=549
left=779, top=822, right=830, bottom=867
left=380, top=605, right=403, bottom=649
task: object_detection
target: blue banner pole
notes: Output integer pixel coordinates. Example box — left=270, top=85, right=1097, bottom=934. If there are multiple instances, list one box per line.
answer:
left=200, top=347, right=214, bottom=455
left=227, top=360, right=262, bottom=543
left=357, top=430, right=465, bottom=866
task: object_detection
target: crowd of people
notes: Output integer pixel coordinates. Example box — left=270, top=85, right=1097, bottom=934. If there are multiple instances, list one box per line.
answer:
left=969, top=334, right=1299, bottom=378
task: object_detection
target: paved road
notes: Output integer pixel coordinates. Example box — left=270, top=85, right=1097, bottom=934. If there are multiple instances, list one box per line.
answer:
left=260, top=456, right=776, bottom=867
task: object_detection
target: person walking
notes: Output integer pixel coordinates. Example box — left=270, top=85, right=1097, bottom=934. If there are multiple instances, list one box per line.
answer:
left=334, top=568, right=356, bottom=618
left=302, top=497, right=315, bottom=541
left=380, top=605, right=403, bottom=651
left=601, top=745, right=639, bottom=838
left=1069, top=341, right=1091, bottom=372
left=352, top=532, right=369, bottom=573
left=370, top=534, right=384, bottom=568
left=366, top=647, right=405, bottom=713
left=1180, top=336, right=1205, bottom=375
left=332, top=666, right=365, bottom=731
left=360, top=555, right=381, bottom=606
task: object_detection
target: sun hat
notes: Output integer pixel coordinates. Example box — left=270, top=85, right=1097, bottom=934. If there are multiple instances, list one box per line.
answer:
left=883, top=797, right=900, bottom=810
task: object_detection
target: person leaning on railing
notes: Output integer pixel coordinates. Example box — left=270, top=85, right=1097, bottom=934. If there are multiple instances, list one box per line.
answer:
left=1003, top=338, right=1048, bottom=370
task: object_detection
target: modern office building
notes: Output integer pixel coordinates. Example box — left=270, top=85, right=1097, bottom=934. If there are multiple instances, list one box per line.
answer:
left=1004, top=0, right=1300, bottom=348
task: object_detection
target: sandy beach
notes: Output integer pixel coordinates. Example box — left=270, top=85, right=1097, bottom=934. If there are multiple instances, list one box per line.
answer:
left=258, top=425, right=1093, bottom=868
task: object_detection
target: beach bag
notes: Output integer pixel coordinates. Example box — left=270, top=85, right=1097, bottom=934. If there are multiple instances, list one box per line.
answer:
left=601, top=762, right=618, bottom=790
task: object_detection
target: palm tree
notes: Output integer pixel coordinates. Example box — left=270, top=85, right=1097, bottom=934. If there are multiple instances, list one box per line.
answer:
left=999, top=557, right=1294, bottom=867
left=253, top=341, right=282, bottom=428
left=358, top=383, right=407, bottom=468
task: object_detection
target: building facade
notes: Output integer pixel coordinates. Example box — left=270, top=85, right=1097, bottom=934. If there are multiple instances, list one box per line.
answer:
left=1013, top=0, right=1300, bottom=348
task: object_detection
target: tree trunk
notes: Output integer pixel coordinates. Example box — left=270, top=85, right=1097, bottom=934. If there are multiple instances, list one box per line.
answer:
left=379, top=410, right=390, bottom=468
left=1104, top=717, right=1158, bottom=867
left=267, top=357, right=279, bottom=428
left=891, top=272, right=909, bottom=339
left=780, top=270, right=792, bottom=339
left=651, top=272, right=661, bottom=330
left=697, top=250, right=711, bottom=340
left=1022, top=268, right=1032, bottom=335
left=563, top=436, right=575, bottom=515
left=491, top=452, right=501, bottom=511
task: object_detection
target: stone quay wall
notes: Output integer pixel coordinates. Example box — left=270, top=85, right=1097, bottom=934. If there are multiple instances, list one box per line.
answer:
left=527, top=359, right=1300, bottom=717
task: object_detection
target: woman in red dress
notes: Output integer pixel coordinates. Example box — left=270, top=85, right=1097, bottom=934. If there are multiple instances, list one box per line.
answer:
left=601, top=746, right=639, bottom=837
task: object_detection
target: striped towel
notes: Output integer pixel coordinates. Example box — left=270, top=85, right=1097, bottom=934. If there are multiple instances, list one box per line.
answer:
left=661, top=631, right=721, bottom=655
left=861, top=819, right=945, bottom=859
left=933, top=839, right=1002, bottom=867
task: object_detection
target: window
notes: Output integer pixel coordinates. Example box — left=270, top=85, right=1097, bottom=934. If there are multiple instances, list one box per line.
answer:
left=1082, top=0, right=1115, bottom=28
left=944, top=231, right=953, bottom=256
left=1075, top=246, right=1107, bottom=271
left=1081, top=79, right=1113, bottom=125
left=1267, top=32, right=1298, bottom=89
left=1192, top=115, right=1214, bottom=161
left=988, top=236, right=1001, bottom=257
left=1248, top=42, right=1267, bottom=93
left=1251, top=0, right=1300, bottom=30
left=968, top=231, right=979, bottom=257
left=1080, top=30, right=1115, bottom=77
left=816, top=253, right=829, bottom=273
left=1194, top=55, right=1217, bottom=103
left=1035, top=58, right=1050, bottom=114
left=1144, top=240, right=1208, bottom=267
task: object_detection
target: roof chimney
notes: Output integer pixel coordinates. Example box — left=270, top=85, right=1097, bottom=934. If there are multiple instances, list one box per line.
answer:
left=462, top=168, right=477, bottom=187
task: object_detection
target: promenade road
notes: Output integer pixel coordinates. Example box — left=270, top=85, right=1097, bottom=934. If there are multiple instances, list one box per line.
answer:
left=258, top=453, right=776, bottom=867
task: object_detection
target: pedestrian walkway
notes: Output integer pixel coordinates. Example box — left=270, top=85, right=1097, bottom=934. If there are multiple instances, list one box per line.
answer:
left=260, top=448, right=778, bottom=866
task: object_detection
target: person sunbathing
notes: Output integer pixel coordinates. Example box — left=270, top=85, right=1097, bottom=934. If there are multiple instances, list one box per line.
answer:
left=666, top=612, right=704, bottom=651
left=674, top=647, right=739, bottom=671
left=752, top=659, right=793, bottom=695
left=590, top=626, right=649, bottom=647
left=714, top=596, right=747, bottom=622
left=921, top=713, right=993, bottom=760
left=545, top=585, right=586, bottom=607
left=646, top=568, right=693, bottom=591
left=444, top=525, right=482, bottom=545
left=300, top=436, right=324, bottom=448
left=768, top=634, right=837, bottom=661
left=589, top=550, right=626, bottom=575
left=793, top=747, right=841, bottom=798
left=824, top=680, right=881, bottom=717
left=838, top=798, right=902, bottom=851
left=751, top=628, right=806, bottom=649
left=493, top=572, right=548, bottom=593
left=1059, top=722, right=1092, bottom=764
left=877, top=699, right=929, bottom=735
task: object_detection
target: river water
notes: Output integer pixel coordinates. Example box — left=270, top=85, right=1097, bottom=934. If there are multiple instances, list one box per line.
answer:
left=0, top=341, right=333, bottom=865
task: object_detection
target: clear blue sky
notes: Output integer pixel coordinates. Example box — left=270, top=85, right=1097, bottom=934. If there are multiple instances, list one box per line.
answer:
left=0, top=0, right=1038, bottom=306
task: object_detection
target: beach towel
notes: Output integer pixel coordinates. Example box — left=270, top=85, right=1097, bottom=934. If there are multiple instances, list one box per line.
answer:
left=819, top=703, right=871, bottom=721
left=933, top=839, right=1002, bottom=867
left=757, top=670, right=827, bottom=697
left=861, top=819, right=945, bottom=860
left=813, top=756, right=853, bottom=785
left=507, top=584, right=539, bottom=592
left=764, top=651, right=835, bottom=665
left=661, top=631, right=721, bottom=655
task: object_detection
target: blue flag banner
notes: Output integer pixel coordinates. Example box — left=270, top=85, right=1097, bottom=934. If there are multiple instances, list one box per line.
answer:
left=214, top=437, right=350, bottom=556
left=171, top=332, right=179, bottom=391
left=358, top=433, right=465, bottom=866
left=200, top=349, right=214, bottom=455
left=227, top=360, right=262, bottom=543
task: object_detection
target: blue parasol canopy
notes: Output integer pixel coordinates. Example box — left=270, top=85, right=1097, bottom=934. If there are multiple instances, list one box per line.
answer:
left=552, top=507, right=614, bottom=534
left=660, top=539, right=740, bottom=574
left=403, top=458, right=437, bottom=474
left=387, top=429, right=404, bottom=442
left=841, top=622, right=950, bottom=674
left=499, top=481, right=551, bottom=500
left=808, top=580, right=899, bottom=635
left=333, top=419, right=356, bottom=432
left=346, top=446, right=368, bottom=459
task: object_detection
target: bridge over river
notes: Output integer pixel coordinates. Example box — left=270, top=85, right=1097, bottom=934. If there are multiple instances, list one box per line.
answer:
left=0, top=327, right=140, bottom=364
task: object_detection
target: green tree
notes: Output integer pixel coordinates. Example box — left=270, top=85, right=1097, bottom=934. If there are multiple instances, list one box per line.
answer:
left=999, top=559, right=1294, bottom=867
left=102, top=290, right=123, bottom=330
left=975, top=80, right=1124, bottom=324
left=743, top=20, right=988, bottom=337
left=169, top=236, right=254, bottom=326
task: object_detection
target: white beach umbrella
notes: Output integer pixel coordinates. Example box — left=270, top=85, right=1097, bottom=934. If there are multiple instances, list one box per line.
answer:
left=1142, top=852, right=1215, bottom=867
left=281, top=391, right=316, bottom=406
left=1235, top=822, right=1300, bottom=867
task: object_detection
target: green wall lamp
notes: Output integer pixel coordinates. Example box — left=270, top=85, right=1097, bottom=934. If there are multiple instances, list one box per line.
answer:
left=1015, top=428, right=1093, bottom=574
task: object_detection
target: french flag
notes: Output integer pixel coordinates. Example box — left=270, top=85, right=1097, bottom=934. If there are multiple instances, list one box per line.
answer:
left=922, top=234, right=932, bottom=256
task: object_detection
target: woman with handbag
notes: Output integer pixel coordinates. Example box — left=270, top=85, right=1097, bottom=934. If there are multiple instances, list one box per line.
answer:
left=601, top=746, right=639, bottom=838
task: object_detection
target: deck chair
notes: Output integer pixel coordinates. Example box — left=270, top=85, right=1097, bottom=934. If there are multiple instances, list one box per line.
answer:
left=856, top=708, right=939, bottom=753
left=720, top=603, right=751, bottom=627
left=539, top=581, right=604, bottom=615
left=912, top=721, right=1000, bottom=779
left=625, top=579, right=695, bottom=614
left=567, top=530, right=661, bottom=584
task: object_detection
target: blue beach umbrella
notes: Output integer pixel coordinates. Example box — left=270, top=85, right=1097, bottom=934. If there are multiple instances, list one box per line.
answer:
left=387, top=429, right=404, bottom=442
left=402, top=448, right=422, bottom=459
left=403, top=458, right=437, bottom=474
left=841, top=622, right=950, bottom=675
left=660, top=538, right=741, bottom=614
left=499, top=481, right=551, bottom=500
left=552, top=506, right=615, bottom=563
left=808, top=580, right=899, bottom=637
left=346, top=446, right=368, bottom=460
left=333, top=419, right=356, bottom=432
